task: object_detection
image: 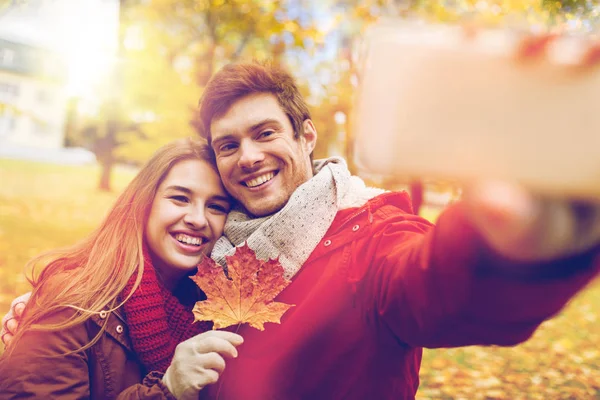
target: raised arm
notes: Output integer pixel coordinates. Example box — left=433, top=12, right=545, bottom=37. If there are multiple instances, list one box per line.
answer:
left=361, top=183, right=600, bottom=348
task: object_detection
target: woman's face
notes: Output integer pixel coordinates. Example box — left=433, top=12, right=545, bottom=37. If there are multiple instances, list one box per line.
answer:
left=145, top=159, right=231, bottom=288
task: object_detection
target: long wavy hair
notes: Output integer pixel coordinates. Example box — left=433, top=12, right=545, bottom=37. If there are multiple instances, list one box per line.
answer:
left=7, top=138, right=217, bottom=355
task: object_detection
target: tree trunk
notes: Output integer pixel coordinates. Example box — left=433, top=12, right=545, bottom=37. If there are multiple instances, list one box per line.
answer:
left=98, top=158, right=114, bottom=192
left=95, top=119, right=118, bottom=192
left=95, top=0, right=126, bottom=192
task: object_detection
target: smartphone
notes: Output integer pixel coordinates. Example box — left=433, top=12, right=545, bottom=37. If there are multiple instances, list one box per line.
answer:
left=353, top=20, right=600, bottom=199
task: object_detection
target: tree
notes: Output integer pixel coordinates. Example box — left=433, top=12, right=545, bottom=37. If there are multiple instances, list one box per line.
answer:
left=308, top=0, right=599, bottom=202
left=73, top=0, right=327, bottom=191
left=68, top=0, right=600, bottom=191
left=0, top=0, right=27, bottom=16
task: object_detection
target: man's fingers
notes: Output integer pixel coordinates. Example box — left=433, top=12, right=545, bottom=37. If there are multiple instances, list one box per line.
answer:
left=10, top=293, right=31, bottom=309
left=516, top=34, right=557, bottom=60
left=582, top=42, right=600, bottom=67
left=464, top=181, right=600, bottom=261
left=463, top=181, right=542, bottom=261
left=6, top=318, right=18, bottom=334
left=515, top=34, right=600, bottom=70
left=14, top=303, right=25, bottom=318
left=463, top=181, right=538, bottom=237
left=1, top=310, right=14, bottom=330
left=1, top=332, right=13, bottom=347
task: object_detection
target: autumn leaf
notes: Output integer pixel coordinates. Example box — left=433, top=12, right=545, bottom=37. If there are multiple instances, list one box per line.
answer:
left=190, top=243, right=294, bottom=331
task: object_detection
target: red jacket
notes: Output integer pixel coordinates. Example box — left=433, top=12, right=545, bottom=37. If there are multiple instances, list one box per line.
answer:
left=203, top=192, right=599, bottom=400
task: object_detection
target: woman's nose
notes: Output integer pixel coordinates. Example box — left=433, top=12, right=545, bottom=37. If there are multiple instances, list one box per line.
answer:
left=183, top=206, right=208, bottom=228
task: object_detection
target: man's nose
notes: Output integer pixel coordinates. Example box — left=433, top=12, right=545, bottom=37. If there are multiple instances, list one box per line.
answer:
left=237, top=140, right=265, bottom=169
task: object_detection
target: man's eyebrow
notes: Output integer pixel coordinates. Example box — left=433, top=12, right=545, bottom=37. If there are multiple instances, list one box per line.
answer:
left=164, top=185, right=192, bottom=194
left=249, top=118, right=282, bottom=132
left=211, top=119, right=282, bottom=147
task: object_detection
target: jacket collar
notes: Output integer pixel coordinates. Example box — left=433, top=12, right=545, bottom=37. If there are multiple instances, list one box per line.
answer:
left=331, top=191, right=413, bottom=234
left=306, top=191, right=413, bottom=263
left=90, top=308, right=133, bottom=352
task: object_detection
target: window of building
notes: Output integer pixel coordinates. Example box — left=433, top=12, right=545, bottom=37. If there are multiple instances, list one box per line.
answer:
left=0, top=112, right=16, bottom=137
left=37, top=89, right=53, bottom=104
left=0, top=48, right=15, bottom=66
left=34, top=120, right=50, bottom=136
left=0, top=82, right=20, bottom=102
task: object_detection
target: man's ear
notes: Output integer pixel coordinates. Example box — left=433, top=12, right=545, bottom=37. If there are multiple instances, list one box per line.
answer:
left=301, top=119, right=318, bottom=154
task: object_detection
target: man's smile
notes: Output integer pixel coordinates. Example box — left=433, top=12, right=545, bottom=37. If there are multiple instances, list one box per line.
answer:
left=242, top=171, right=278, bottom=188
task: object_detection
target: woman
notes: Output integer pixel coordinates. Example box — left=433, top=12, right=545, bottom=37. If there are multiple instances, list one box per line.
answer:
left=0, top=138, right=243, bottom=399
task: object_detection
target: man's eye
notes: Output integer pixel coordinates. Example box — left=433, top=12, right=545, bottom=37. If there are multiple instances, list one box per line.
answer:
left=219, top=143, right=238, bottom=153
left=259, top=130, right=274, bottom=139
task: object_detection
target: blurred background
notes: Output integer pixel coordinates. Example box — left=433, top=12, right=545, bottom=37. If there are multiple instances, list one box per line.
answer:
left=0, top=0, right=598, bottom=398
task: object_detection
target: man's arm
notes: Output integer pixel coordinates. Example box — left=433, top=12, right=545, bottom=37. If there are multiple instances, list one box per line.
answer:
left=359, top=183, right=600, bottom=348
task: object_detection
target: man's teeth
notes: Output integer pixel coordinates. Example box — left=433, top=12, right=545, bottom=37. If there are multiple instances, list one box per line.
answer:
left=245, top=172, right=274, bottom=188
left=175, top=234, right=203, bottom=246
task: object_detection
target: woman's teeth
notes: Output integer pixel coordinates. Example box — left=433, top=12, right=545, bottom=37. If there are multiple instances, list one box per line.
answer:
left=245, top=172, right=274, bottom=188
left=174, top=233, right=203, bottom=246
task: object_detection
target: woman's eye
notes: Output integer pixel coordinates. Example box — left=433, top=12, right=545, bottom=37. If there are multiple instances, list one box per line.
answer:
left=208, top=203, right=230, bottom=213
left=170, top=195, right=189, bottom=203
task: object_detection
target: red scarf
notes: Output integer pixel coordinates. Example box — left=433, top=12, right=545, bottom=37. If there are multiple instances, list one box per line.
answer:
left=121, top=253, right=212, bottom=373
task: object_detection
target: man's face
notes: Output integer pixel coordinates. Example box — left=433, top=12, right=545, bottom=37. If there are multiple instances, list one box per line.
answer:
left=210, top=93, right=317, bottom=217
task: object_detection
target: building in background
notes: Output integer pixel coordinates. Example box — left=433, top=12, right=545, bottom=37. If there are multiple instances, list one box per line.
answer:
left=0, top=35, right=68, bottom=150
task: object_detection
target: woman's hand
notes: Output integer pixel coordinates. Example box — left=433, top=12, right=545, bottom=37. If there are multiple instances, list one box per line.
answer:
left=162, top=330, right=244, bottom=400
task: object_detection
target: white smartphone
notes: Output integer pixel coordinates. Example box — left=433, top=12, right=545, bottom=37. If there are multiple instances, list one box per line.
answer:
left=353, top=20, right=600, bottom=199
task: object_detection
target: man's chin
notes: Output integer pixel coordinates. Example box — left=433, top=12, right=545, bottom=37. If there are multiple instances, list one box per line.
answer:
left=244, top=199, right=286, bottom=218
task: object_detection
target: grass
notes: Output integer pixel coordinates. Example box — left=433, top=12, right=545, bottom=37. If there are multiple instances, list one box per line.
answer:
left=0, top=159, right=136, bottom=342
left=0, top=158, right=598, bottom=398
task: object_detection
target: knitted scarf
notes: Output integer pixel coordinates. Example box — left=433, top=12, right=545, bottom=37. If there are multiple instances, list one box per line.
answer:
left=120, top=251, right=211, bottom=373
left=120, top=158, right=383, bottom=373
left=211, top=157, right=385, bottom=279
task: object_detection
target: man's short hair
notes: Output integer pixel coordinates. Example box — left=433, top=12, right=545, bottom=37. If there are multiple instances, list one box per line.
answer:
left=198, top=61, right=311, bottom=143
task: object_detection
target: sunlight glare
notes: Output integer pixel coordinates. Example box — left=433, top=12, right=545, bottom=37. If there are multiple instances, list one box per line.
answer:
left=49, top=0, right=120, bottom=97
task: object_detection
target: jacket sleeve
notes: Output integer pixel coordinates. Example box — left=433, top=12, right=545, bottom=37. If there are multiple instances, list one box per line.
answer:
left=117, top=372, right=176, bottom=399
left=359, top=201, right=600, bottom=349
left=0, top=313, right=91, bottom=399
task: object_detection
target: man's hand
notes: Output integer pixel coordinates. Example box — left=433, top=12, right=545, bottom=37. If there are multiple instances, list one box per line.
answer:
left=162, top=330, right=244, bottom=400
left=1, top=292, right=31, bottom=347
left=464, top=181, right=600, bottom=262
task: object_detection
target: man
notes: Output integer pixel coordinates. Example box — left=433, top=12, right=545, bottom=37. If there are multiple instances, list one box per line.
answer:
left=4, top=61, right=600, bottom=399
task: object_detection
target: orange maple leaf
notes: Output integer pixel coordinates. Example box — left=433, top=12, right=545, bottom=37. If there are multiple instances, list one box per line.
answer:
left=190, top=243, right=295, bottom=331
